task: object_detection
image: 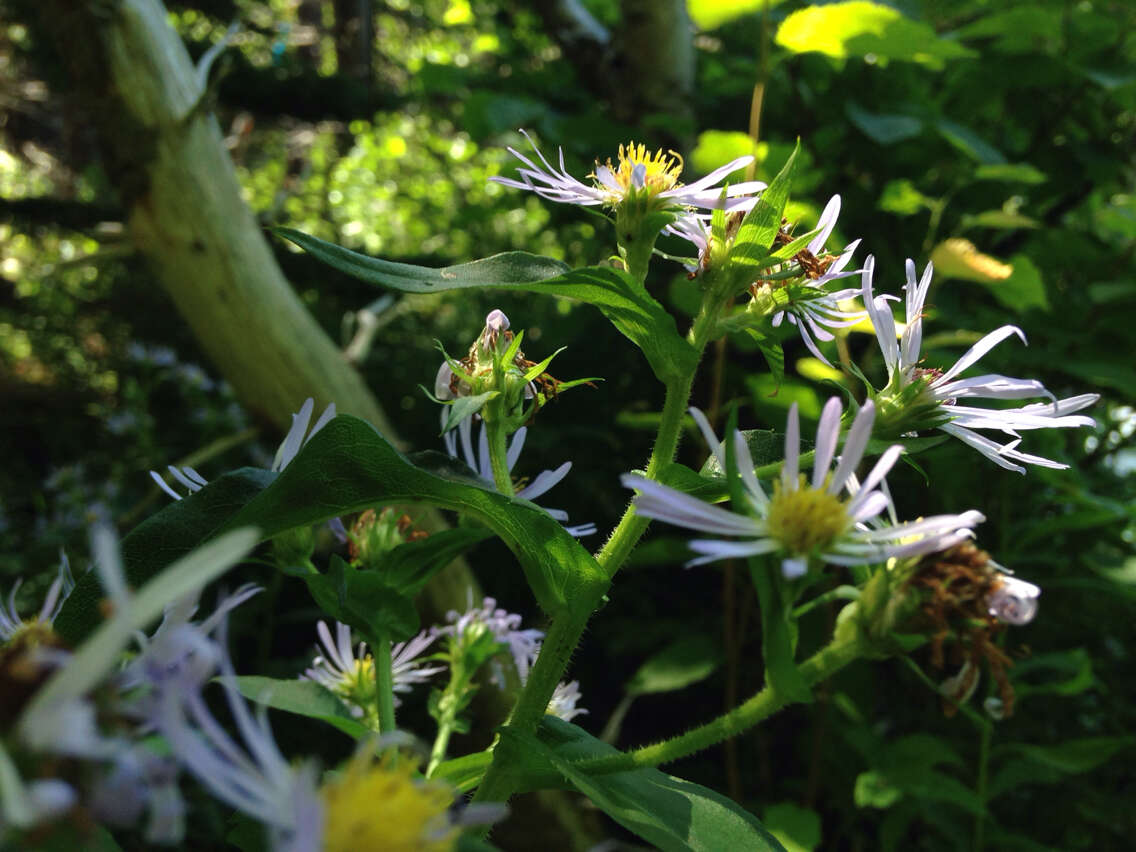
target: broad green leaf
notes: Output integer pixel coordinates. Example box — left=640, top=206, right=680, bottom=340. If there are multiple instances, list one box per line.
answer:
left=222, top=416, right=608, bottom=615
left=751, top=331, right=787, bottom=386
left=878, top=179, right=934, bottom=215
left=775, top=2, right=975, bottom=69
left=275, top=229, right=697, bottom=383
left=54, top=469, right=275, bottom=644
left=732, top=141, right=800, bottom=267
left=442, top=391, right=499, bottom=434
left=854, top=767, right=985, bottom=814
left=432, top=750, right=494, bottom=793
left=687, top=0, right=787, bottom=31
left=854, top=771, right=903, bottom=809
left=763, top=802, right=822, bottom=852
left=626, top=635, right=721, bottom=696
left=58, top=419, right=607, bottom=642
left=690, top=129, right=757, bottom=176
left=224, top=676, right=371, bottom=740
left=512, top=717, right=787, bottom=852
left=846, top=103, right=924, bottom=145
left=936, top=119, right=1007, bottom=165
left=305, top=554, right=421, bottom=641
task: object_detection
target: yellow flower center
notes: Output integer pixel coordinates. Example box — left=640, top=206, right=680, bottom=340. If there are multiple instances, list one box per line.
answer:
left=765, top=476, right=850, bottom=556
left=594, top=142, right=684, bottom=197
left=321, top=756, right=457, bottom=852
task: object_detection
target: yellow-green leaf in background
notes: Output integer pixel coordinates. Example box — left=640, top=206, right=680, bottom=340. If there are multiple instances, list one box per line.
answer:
left=776, top=1, right=976, bottom=69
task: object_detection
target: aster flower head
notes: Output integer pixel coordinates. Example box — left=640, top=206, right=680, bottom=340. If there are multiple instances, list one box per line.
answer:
left=622, top=398, right=984, bottom=579
left=756, top=195, right=865, bottom=366
left=443, top=416, right=596, bottom=537
left=671, top=195, right=865, bottom=366
left=301, top=621, right=444, bottom=727
left=862, top=255, right=1099, bottom=472
left=436, top=596, right=544, bottom=686
left=490, top=130, right=765, bottom=218
left=547, top=680, right=588, bottom=722
left=1, top=554, right=74, bottom=646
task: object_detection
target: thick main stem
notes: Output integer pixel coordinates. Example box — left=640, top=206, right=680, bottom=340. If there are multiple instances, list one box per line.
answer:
left=596, top=303, right=720, bottom=575
left=573, top=634, right=863, bottom=775
left=472, top=607, right=596, bottom=803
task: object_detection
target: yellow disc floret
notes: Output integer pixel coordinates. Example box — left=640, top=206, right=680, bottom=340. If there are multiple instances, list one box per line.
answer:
left=765, top=476, right=850, bottom=557
left=321, top=755, right=458, bottom=852
left=594, top=142, right=684, bottom=198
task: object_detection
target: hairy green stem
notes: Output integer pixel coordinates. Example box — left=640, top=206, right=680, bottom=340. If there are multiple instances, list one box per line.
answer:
left=572, top=634, right=863, bottom=775
left=472, top=607, right=597, bottom=803
left=374, top=631, right=396, bottom=735
left=596, top=302, right=721, bottom=575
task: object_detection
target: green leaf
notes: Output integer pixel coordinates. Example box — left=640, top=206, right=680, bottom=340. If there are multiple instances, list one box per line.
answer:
left=274, top=228, right=571, bottom=289
left=626, top=635, right=721, bottom=696
left=442, top=391, right=499, bottom=434
left=775, top=2, right=976, bottom=69
left=432, top=750, right=494, bottom=793
left=54, top=469, right=275, bottom=644
left=846, top=103, right=924, bottom=145
left=223, top=416, right=608, bottom=616
left=514, top=717, right=787, bottom=852
left=732, top=142, right=800, bottom=267
left=972, top=164, right=1048, bottom=185
left=690, top=129, right=758, bottom=175
left=752, top=333, right=786, bottom=386
left=57, top=418, right=608, bottom=642
left=305, top=554, right=421, bottom=642
left=749, top=561, right=812, bottom=703
left=960, top=210, right=1040, bottom=231
left=1000, top=737, right=1135, bottom=774
left=21, top=529, right=261, bottom=732
left=878, top=179, right=934, bottom=216
left=687, top=0, right=787, bottom=31
left=223, top=676, right=372, bottom=740
left=936, top=119, right=1007, bottom=165
left=763, top=802, right=822, bottom=852
left=277, top=226, right=697, bottom=384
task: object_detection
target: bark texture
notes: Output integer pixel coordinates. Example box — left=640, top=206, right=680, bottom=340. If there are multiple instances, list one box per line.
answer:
left=24, top=0, right=476, bottom=616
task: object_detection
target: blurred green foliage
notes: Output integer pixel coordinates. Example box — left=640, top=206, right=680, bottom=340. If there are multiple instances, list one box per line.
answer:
left=2, top=0, right=1134, bottom=848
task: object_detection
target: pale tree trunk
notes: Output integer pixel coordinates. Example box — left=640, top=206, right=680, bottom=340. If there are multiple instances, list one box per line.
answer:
left=23, top=0, right=475, bottom=617
left=617, top=0, right=696, bottom=147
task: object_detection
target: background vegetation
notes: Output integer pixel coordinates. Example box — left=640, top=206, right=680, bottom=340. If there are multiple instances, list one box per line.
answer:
left=2, top=0, right=1134, bottom=848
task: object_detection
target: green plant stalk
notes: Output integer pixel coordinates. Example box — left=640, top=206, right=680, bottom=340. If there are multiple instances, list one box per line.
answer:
left=374, top=631, right=397, bottom=735
left=472, top=606, right=597, bottom=803
left=974, top=718, right=993, bottom=852
left=571, top=633, right=864, bottom=775
left=427, top=670, right=465, bottom=778
left=483, top=415, right=515, bottom=497
left=596, top=298, right=722, bottom=575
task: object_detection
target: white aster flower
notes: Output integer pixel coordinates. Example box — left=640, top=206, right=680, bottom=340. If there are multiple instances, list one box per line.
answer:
left=986, top=574, right=1040, bottom=626
left=622, top=398, right=984, bottom=579
left=490, top=129, right=765, bottom=213
left=443, top=415, right=597, bottom=537
left=0, top=554, right=74, bottom=643
left=767, top=195, right=865, bottom=366
left=301, top=621, right=444, bottom=719
left=149, top=465, right=209, bottom=501
left=862, top=255, right=1099, bottom=472
left=272, top=398, right=337, bottom=471
left=148, top=399, right=336, bottom=501
left=547, top=680, right=588, bottom=722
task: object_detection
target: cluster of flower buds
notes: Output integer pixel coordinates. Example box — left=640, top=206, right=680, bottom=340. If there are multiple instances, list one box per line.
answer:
left=348, top=507, right=428, bottom=569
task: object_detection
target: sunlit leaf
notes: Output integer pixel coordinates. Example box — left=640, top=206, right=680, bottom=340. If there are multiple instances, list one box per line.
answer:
left=775, top=2, right=975, bottom=68
left=224, top=676, right=372, bottom=740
